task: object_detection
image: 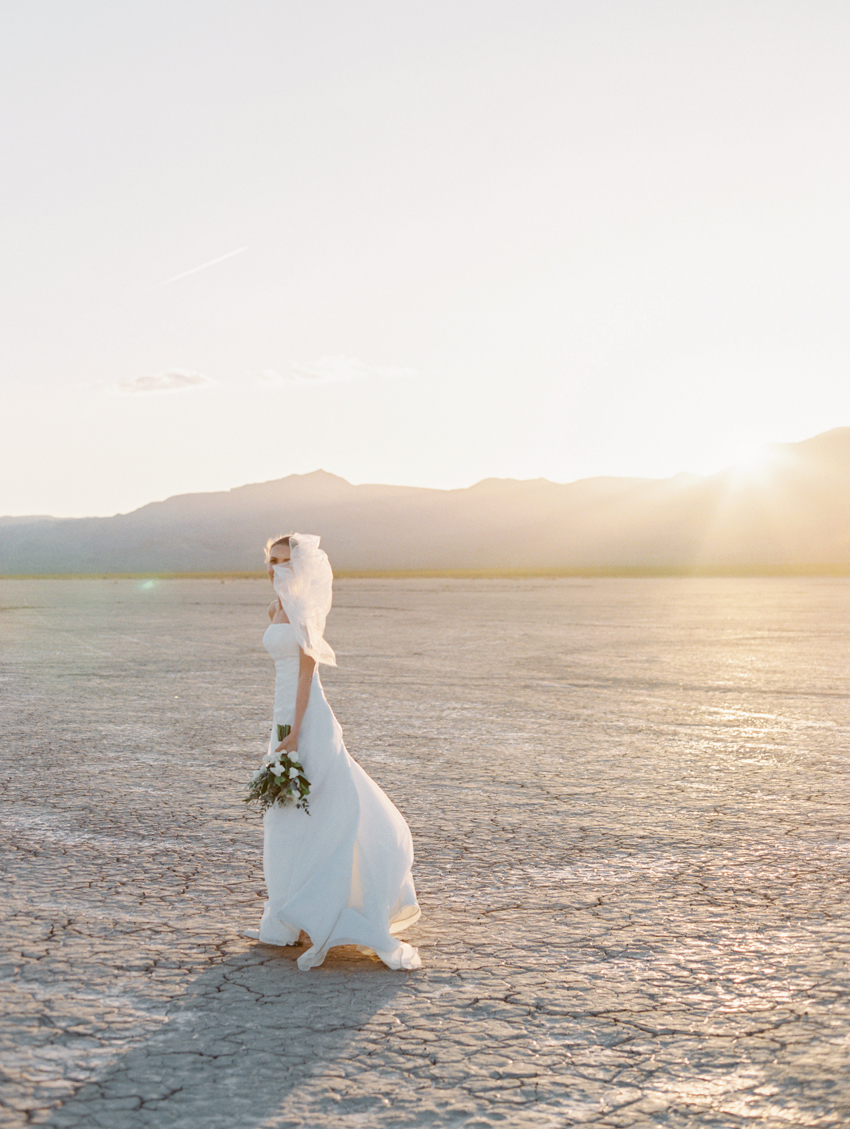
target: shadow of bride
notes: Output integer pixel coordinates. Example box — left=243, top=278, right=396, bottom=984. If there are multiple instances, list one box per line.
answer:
left=43, top=942, right=409, bottom=1129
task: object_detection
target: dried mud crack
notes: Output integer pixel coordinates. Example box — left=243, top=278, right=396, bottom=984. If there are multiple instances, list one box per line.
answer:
left=1, top=576, right=849, bottom=1127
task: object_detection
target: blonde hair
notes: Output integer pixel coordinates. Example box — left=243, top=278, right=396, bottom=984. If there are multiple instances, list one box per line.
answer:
left=264, top=534, right=293, bottom=563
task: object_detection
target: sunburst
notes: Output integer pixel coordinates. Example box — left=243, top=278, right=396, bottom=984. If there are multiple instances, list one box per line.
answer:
left=732, top=439, right=772, bottom=473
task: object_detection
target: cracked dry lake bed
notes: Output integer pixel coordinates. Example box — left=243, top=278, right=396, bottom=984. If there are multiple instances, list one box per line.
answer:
left=2, top=576, right=850, bottom=1128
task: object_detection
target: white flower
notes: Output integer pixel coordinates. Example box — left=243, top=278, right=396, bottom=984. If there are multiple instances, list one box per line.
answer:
left=251, top=769, right=264, bottom=782
left=289, top=766, right=300, bottom=778
left=269, top=762, right=283, bottom=776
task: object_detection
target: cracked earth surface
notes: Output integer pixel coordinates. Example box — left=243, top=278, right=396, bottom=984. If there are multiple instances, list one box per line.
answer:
left=1, top=576, right=850, bottom=1128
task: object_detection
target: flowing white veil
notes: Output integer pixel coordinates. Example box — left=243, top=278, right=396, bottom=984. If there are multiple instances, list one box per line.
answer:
left=271, top=533, right=337, bottom=666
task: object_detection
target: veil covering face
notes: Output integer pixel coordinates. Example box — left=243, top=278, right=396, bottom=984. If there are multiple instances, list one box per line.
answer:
left=272, top=533, right=337, bottom=666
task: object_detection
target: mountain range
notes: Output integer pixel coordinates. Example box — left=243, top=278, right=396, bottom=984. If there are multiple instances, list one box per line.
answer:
left=2, top=428, right=849, bottom=574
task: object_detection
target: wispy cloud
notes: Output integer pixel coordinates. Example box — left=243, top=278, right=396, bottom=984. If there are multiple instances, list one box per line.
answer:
left=155, top=246, right=248, bottom=287
left=259, top=355, right=417, bottom=386
left=116, top=370, right=212, bottom=394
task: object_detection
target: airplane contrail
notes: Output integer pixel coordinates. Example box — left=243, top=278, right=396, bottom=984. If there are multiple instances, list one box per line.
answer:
left=156, top=245, right=249, bottom=287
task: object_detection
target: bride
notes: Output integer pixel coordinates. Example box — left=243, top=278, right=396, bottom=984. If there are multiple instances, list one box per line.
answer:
left=245, top=533, right=421, bottom=971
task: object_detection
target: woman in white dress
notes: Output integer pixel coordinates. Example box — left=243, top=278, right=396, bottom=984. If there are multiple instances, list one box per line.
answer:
left=246, top=533, right=421, bottom=971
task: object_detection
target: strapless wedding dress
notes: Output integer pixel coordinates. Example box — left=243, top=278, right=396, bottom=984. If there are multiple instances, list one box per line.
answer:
left=257, top=622, right=421, bottom=970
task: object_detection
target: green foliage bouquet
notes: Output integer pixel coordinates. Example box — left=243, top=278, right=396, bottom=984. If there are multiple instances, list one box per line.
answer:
left=244, top=724, right=311, bottom=815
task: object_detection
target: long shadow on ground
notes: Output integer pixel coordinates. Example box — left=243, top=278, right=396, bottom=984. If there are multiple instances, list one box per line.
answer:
left=39, top=943, right=407, bottom=1129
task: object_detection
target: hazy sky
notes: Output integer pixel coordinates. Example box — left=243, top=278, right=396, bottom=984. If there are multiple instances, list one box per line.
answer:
left=3, top=1, right=850, bottom=516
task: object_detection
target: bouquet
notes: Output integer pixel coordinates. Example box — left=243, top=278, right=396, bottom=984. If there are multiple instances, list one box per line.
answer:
left=244, top=724, right=311, bottom=815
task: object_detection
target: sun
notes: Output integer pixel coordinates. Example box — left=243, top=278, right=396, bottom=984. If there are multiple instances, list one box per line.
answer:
left=732, top=439, right=771, bottom=473
left=724, top=435, right=784, bottom=488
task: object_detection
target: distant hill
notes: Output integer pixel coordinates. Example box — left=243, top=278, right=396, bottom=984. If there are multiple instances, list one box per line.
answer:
left=2, top=428, right=849, bottom=574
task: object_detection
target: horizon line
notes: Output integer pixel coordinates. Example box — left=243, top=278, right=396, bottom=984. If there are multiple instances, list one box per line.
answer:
left=3, top=565, right=850, bottom=581
left=3, top=424, right=848, bottom=521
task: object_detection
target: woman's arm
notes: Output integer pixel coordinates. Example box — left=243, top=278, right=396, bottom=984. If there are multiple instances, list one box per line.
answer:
left=276, top=648, right=317, bottom=754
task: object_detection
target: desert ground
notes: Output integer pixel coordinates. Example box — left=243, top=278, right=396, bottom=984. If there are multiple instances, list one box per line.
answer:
left=2, top=576, right=850, bottom=1128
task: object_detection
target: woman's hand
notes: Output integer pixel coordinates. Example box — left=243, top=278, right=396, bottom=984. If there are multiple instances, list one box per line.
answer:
left=275, top=730, right=299, bottom=755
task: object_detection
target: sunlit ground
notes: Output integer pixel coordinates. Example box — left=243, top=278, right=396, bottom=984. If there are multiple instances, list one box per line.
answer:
left=2, top=577, right=850, bottom=1127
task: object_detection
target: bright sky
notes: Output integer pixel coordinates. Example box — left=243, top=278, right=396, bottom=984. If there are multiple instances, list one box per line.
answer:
left=3, top=1, right=850, bottom=516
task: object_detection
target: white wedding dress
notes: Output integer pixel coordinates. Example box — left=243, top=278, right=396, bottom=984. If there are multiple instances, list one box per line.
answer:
left=256, top=622, right=421, bottom=970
